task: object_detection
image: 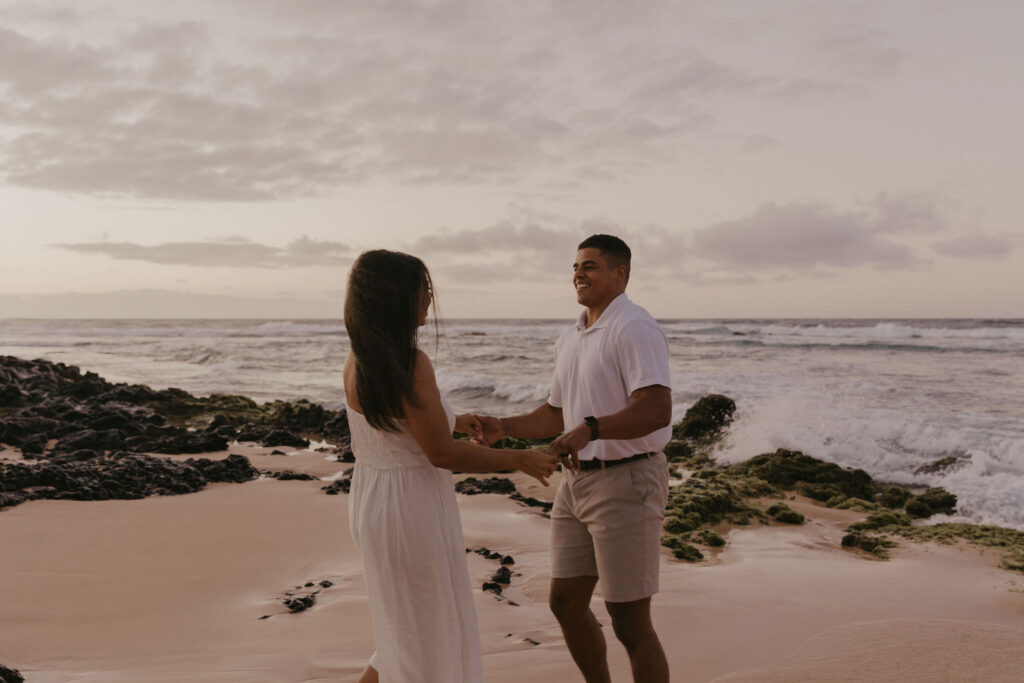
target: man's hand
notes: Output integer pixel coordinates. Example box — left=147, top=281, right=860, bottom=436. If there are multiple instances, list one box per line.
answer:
left=473, top=415, right=505, bottom=446
left=454, top=413, right=483, bottom=442
left=546, top=422, right=591, bottom=472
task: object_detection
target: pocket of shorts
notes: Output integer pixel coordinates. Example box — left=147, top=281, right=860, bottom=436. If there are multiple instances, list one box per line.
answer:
left=629, top=461, right=655, bottom=502
left=629, top=457, right=669, bottom=505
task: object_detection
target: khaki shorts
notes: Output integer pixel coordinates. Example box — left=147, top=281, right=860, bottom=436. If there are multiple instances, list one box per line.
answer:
left=550, top=452, right=669, bottom=603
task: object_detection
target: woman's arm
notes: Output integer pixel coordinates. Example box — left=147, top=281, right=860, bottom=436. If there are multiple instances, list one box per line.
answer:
left=403, top=351, right=558, bottom=484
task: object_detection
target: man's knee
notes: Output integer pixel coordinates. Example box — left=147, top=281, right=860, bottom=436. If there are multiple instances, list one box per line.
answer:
left=607, top=598, right=656, bottom=650
left=549, top=576, right=597, bottom=621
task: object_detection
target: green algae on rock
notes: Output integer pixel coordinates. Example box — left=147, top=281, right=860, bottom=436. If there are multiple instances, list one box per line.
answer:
left=846, top=522, right=1024, bottom=573
left=841, top=532, right=899, bottom=558
left=662, top=394, right=737, bottom=469
left=766, top=501, right=805, bottom=525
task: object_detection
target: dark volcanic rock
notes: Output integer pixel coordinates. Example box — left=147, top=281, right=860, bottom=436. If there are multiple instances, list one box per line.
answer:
left=0, top=452, right=258, bottom=510
left=510, top=492, right=553, bottom=513
left=914, top=455, right=965, bottom=476
left=321, top=478, right=351, bottom=495
left=261, top=428, right=310, bottom=449
left=124, top=431, right=229, bottom=454
left=264, top=469, right=318, bottom=481
left=283, top=595, right=316, bottom=613
left=0, top=663, right=25, bottom=683
left=0, top=356, right=349, bottom=461
left=56, top=428, right=128, bottom=452
left=456, top=477, right=516, bottom=496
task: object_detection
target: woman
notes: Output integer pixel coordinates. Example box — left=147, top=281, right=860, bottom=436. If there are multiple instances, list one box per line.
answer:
left=344, top=250, right=558, bottom=683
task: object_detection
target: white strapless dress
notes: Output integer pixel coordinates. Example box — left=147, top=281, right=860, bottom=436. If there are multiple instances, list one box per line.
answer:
left=348, top=395, right=483, bottom=683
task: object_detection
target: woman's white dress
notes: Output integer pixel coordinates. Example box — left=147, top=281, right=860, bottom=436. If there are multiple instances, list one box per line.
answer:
left=348, top=395, right=483, bottom=682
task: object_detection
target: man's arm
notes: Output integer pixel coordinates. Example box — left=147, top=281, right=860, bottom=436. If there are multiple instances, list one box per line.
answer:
left=547, top=385, right=671, bottom=464
left=476, top=402, right=564, bottom=445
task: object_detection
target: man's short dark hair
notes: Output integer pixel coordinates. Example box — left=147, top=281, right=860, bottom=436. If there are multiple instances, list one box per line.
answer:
left=578, top=234, right=631, bottom=282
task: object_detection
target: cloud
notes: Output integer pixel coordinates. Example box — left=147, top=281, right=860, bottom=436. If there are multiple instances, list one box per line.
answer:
left=691, top=202, right=918, bottom=272
left=0, top=288, right=336, bottom=318
left=412, top=221, right=576, bottom=255
left=866, top=191, right=958, bottom=234
left=52, top=236, right=351, bottom=268
left=0, top=2, right=864, bottom=201
left=931, top=233, right=1013, bottom=260
left=406, top=218, right=696, bottom=285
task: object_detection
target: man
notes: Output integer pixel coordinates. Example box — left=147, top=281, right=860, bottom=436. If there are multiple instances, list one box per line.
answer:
left=478, top=234, right=672, bottom=683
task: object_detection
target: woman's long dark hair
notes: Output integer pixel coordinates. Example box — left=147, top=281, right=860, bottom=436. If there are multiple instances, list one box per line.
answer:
left=344, top=249, right=437, bottom=432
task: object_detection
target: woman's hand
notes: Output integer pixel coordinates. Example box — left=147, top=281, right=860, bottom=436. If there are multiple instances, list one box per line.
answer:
left=516, top=449, right=560, bottom=487
left=454, top=413, right=483, bottom=442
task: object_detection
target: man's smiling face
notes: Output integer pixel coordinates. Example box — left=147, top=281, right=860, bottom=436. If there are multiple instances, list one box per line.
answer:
left=573, top=247, right=625, bottom=308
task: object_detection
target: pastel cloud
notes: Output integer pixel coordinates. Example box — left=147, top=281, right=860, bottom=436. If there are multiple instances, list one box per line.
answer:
left=52, top=236, right=350, bottom=268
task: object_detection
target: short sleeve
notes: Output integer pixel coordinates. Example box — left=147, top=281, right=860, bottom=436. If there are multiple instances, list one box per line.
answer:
left=615, top=318, right=671, bottom=395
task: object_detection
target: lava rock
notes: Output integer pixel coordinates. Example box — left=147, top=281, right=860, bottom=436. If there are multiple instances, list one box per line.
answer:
left=264, top=470, right=318, bottom=481
left=456, top=477, right=516, bottom=495
left=283, top=595, right=316, bottom=613
left=321, top=478, right=351, bottom=495
left=0, top=663, right=25, bottom=683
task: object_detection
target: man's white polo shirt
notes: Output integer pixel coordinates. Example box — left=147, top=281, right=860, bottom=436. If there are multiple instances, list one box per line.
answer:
left=548, top=293, right=672, bottom=461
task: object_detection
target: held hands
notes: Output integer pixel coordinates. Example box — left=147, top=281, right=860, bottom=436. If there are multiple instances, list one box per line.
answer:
left=517, top=448, right=560, bottom=487
left=454, top=413, right=483, bottom=443
left=472, top=415, right=505, bottom=446
left=546, top=422, right=592, bottom=473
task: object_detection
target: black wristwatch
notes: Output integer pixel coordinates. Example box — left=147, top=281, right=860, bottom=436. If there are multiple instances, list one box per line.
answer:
left=583, top=416, right=599, bottom=441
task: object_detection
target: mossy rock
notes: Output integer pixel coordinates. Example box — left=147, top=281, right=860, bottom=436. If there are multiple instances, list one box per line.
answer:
left=876, top=486, right=911, bottom=509
left=664, top=440, right=714, bottom=469
left=830, top=497, right=884, bottom=513
left=695, top=528, right=726, bottom=547
left=766, top=502, right=805, bottom=524
left=841, top=532, right=897, bottom=559
left=731, top=449, right=875, bottom=501
left=847, top=511, right=912, bottom=531
left=661, top=535, right=704, bottom=562
left=844, top=522, right=1024, bottom=574
left=663, top=439, right=694, bottom=461
left=797, top=481, right=843, bottom=502
left=905, top=488, right=957, bottom=519
left=672, top=395, right=736, bottom=442
left=664, top=513, right=700, bottom=535
left=913, top=455, right=964, bottom=476
left=664, top=473, right=775, bottom=527
left=149, top=390, right=262, bottom=424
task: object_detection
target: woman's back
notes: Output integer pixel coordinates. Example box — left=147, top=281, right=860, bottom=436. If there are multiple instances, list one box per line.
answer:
left=345, top=359, right=482, bottom=682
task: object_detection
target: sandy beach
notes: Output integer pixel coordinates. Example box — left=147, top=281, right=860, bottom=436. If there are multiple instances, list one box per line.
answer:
left=2, top=443, right=1022, bottom=682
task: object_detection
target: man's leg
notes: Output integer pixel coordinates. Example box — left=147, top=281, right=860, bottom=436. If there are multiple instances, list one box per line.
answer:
left=549, top=575, right=610, bottom=683
left=606, top=597, right=669, bottom=683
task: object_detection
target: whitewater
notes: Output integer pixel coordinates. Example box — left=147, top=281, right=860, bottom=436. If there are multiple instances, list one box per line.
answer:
left=1, top=318, right=1021, bottom=530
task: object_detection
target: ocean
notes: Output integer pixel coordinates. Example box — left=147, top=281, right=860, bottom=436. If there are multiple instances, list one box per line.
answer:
left=1, top=318, right=1022, bottom=531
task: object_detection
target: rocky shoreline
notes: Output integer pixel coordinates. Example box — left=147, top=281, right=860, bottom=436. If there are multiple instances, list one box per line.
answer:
left=2, top=355, right=1021, bottom=575
left=0, top=355, right=350, bottom=509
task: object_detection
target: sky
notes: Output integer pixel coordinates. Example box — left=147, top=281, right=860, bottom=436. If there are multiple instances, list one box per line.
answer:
left=1, top=0, right=1022, bottom=319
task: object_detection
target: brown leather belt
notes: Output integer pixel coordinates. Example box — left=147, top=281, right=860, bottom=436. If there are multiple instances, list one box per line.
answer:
left=576, top=452, right=656, bottom=471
